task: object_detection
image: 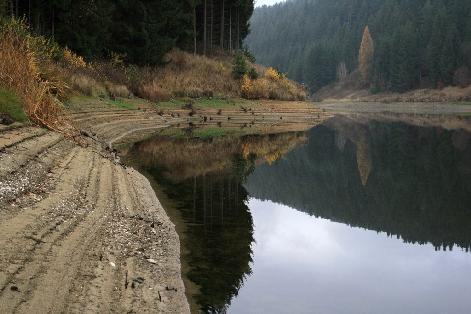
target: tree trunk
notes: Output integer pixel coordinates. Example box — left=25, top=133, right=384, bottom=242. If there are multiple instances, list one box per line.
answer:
left=220, top=0, right=225, bottom=50
left=51, top=6, right=55, bottom=38
left=193, top=176, right=197, bottom=222
left=193, top=3, right=197, bottom=55
left=220, top=182, right=224, bottom=224
left=237, top=7, right=240, bottom=50
left=229, top=7, right=232, bottom=53
left=210, top=0, right=213, bottom=52
left=203, top=0, right=207, bottom=55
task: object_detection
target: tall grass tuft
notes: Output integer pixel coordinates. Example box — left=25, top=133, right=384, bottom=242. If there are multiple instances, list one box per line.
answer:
left=0, top=19, right=73, bottom=134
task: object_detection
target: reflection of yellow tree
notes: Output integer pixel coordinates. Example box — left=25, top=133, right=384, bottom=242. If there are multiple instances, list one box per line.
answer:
left=265, top=150, right=282, bottom=165
left=241, top=143, right=251, bottom=159
left=356, top=139, right=372, bottom=186
left=240, top=135, right=304, bottom=165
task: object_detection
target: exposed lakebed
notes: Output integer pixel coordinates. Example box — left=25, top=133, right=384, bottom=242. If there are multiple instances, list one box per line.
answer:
left=125, top=114, right=471, bottom=314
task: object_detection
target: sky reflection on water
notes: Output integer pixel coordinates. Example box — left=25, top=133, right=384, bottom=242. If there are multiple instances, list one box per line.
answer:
left=230, top=199, right=471, bottom=314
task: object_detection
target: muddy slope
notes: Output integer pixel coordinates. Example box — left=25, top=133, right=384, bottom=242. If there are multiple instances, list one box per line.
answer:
left=0, top=126, right=189, bottom=313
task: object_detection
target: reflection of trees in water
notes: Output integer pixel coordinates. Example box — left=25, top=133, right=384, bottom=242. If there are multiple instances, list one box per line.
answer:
left=133, top=132, right=306, bottom=182
left=246, top=118, right=471, bottom=251
left=146, top=159, right=254, bottom=313
left=135, top=133, right=306, bottom=313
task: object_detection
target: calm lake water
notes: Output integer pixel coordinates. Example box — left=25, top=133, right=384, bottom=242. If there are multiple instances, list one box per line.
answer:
left=126, top=115, right=471, bottom=314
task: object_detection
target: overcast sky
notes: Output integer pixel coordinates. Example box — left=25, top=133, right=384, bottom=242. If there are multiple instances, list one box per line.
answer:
left=255, top=0, right=285, bottom=7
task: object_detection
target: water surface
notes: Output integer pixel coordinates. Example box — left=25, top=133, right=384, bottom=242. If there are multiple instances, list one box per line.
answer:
left=127, top=115, right=471, bottom=313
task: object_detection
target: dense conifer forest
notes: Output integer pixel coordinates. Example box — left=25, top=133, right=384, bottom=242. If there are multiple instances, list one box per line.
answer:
left=246, top=0, right=471, bottom=93
left=245, top=121, right=471, bottom=251
left=0, top=0, right=254, bottom=64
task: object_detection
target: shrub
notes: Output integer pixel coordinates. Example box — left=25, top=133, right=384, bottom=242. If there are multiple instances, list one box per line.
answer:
left=63, top=48, right=87, bottom=68
left=242, top=47, right=256, bottom=63
left=138, top=81, right=171, bottom=102
left=265, top=67, right=281, bottom=81
left=70, top=74, right=108, bottom=97
left=248, top=67, right=259, bottom=80
left=232, top=52, right=248, bottom=79
left=104, top=81, right=130, bottom=98
left=241, top=75, right=253, bottom=98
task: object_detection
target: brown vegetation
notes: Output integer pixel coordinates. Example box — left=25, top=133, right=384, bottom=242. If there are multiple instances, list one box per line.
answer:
left=315, top=80, right=471, bottom=103
left=241, top=67, right=307, bottom=101
left=60, top=49, right=306, bottom=103
left=0, top=20, right=72, bottom=133
left=1, top=18, right=307, bottom=137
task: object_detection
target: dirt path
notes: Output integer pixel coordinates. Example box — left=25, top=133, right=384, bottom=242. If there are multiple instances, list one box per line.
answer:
left=0, top=125, right=189, bottom=313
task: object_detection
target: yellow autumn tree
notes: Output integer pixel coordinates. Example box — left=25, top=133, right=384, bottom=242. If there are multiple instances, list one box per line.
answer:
left=358, top=25, right=374, bottom=82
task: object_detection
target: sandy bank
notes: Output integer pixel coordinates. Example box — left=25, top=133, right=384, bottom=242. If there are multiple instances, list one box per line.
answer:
left=0, top=124, right=189, bottom=313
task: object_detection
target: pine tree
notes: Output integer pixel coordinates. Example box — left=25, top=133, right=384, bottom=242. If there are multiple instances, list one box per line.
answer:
left=0, top=0, right=6, bottom=16
left=359, top=25, right=374, bottom=83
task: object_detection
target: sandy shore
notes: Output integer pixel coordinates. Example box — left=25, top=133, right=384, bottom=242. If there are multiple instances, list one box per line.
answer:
left=0, top=124, right=190, bottom=313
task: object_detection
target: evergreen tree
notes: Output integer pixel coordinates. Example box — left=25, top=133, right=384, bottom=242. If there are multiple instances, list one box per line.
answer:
left=390, top=23, right=418, bottom=92
left=0, top=0, right=6, bottom=16
left=7, top=0, right=255, bottom=64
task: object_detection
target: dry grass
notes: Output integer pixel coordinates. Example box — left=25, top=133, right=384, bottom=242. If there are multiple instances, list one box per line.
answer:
left=137, top=81, right=172, bottom=102
left=0, top=27, right=72, bottom=133
left=56, top=48, right=307, bottom=103
left=152, top=50, right=240, bottom=98
left=317, top=76, right=471, bottom=103
left=104, top=81, right=130, bottom=98
left=241, top=68, right=307, bottom=101
left=24, top=44, right=306, bottom=109
left=68, top=74, right=107, bottom=97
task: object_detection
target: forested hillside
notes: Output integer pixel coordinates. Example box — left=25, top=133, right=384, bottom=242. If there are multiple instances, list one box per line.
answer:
left=0, top=0, right=254, bottom=64
left=246, top=0, right=471, bottom=93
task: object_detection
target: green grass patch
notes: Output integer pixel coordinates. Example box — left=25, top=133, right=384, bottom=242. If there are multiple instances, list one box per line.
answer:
left=157, top=97, right=254, bottom=109
left=158, top=128, right=187, bottom=138
left=156, top=98, right=187, bottom=109
left=106, top=98, right=136, bottom=110
left=194, top=127, right=228, bottom=139
left=159, top=126, right=250, bottom=139
left=194, top=98, right=236, bottom=108
left=0, top=88, right=27, bottom=122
